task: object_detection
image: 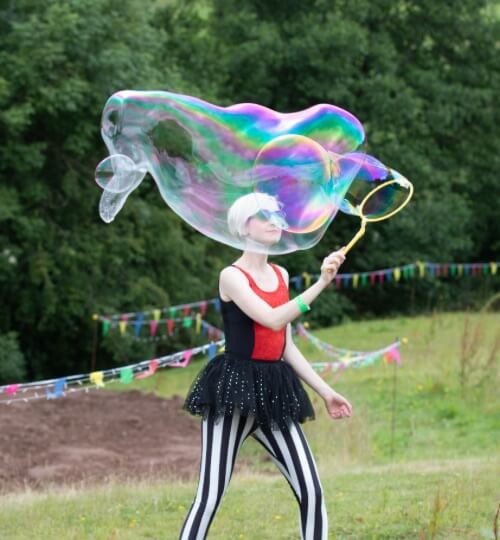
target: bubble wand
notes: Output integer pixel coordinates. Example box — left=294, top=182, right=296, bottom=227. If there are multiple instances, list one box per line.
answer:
left=342, top=177, right=413, bottom=256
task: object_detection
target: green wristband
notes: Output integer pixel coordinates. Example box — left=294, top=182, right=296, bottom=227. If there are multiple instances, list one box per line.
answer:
left=294, top=294, right=311, bottom=313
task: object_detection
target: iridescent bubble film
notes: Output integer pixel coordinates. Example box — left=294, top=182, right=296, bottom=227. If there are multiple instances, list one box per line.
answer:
left=338, top=153, right=412, bottom=220
left=95, top=90, right=375, bottom=254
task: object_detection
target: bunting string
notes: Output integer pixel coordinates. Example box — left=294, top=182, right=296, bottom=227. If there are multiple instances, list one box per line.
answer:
left=2, top=321, right=407, bottom=405
left=93, top=260, right=498, bottom=330
left=100, top=314, right=224, bottom=341
left=0, top=338, right=225, bottom=405
left=295, top=322, right=403, bottom=375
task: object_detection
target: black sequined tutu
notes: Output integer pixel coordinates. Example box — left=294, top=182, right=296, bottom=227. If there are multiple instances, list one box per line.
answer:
left=182, top=352, right=315, bottom=431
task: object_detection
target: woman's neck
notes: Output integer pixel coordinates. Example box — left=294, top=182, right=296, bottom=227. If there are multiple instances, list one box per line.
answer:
left=235, top=250, right=270, bottom=272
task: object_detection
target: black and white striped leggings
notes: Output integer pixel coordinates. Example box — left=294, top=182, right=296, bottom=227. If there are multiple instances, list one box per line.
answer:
left=179, top=408, right=328, bottom=539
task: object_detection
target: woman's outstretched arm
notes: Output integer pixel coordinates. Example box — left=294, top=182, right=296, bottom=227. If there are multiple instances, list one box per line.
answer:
left=219, top=249, right=345, bottom=331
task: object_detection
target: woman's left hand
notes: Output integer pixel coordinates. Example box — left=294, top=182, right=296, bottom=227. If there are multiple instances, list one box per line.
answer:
left=322, top=389, right=352, bottom=420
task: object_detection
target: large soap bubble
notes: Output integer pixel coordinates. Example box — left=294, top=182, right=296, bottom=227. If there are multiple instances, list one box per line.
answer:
left=338, top=153, right=412, bottom=219
left=95, top=90, right=368, bottom=254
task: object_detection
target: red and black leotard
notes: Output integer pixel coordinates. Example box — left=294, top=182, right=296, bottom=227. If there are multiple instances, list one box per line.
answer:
left=220, top=263, right=289, bottom=361
left=183, top=261, right=315, bottom=430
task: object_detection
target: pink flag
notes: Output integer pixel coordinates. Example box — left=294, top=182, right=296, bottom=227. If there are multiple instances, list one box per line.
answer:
left=169, top=349, right=193, bottom=368
left=6, top=384, right=20, bottom=396
left=136, top=359, right=159, bottom=379
left=385, top=346, right=401, bottom=365
left=167, top=319, right=174, bottom=336
left=150, top=320, right=158, bottom=337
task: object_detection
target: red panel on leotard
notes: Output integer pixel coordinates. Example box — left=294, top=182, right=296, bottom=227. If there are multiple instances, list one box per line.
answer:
left=229, top=263, right=289, bottom=361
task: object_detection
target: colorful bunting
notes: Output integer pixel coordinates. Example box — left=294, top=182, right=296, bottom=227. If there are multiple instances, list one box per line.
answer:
left=93, top=260, right=498, bottom=332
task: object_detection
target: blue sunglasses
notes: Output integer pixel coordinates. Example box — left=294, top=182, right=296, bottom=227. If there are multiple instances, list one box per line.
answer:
left=249, top=209, right=289, bottom=229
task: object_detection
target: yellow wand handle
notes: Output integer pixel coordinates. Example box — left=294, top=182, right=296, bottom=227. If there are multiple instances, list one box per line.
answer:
left=327, top=218, right=367, bottom=272
left=342, top=218, right=367, bottom=256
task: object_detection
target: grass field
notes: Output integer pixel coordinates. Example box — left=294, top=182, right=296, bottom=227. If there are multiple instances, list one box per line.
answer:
left=1, top=311, right=499, bottom=539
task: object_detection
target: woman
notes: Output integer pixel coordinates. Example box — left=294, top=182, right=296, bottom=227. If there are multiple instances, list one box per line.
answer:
left=180, top=193, right=352, bottom=540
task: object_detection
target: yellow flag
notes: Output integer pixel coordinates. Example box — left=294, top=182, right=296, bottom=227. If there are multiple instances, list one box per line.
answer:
left=153, top=309, right=161, bottom=321
left=90, top=371, right=105, bottom=387
left=195, top=313, right=202, bottom=334
left=490, top=262, right=497, bottom=275
left=394, top=268, right=401, bottom=281
left=118, top=320, right=127, bottom=335
left=352, top=274, right=359, bottom=288
left=302, top=272, right=311, bottom=288
left=416, top=260, right=425, bottom=278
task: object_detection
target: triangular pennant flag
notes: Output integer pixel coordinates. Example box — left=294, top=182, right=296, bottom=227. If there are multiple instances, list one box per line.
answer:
left=6, top=384, right=20, bottom=396
left=119, top=314, right=129, bottom=336
left=195, top=313, right=202, bottom=334
left=102, top=319, right=111, bottom=336
left=120, top=367, right=134, bottom=384
left=388, top=346, right=401, bottom=365
left=90, top=371, right=105, bottom=387
left=46, top=377, right=66, bottom=399
left=208, top=342, right=217, bottom=361
left=150, top=320, right=158, bottom=337
left=167, top=319, right=174, bottom=335
left=169, top=349, right=193, bottom=368
left=134, top=312, right=144, bottom=337
left=136, top=359, right=159, bottom=379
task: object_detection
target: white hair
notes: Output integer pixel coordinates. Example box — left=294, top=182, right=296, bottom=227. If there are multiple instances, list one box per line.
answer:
left=227, top=192, right=281, bottom=239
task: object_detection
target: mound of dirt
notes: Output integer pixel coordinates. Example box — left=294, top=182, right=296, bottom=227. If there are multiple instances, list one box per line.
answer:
left=0, top=390, right=229, bottom=492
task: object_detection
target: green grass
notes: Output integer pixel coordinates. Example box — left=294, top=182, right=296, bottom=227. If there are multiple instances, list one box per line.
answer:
left=1, top=311, right=499, bottom=539
left=1, top=457, right=498, bottom=539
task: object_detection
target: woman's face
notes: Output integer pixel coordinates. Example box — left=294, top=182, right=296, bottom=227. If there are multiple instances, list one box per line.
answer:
left=244, top=208, right=285, bottom=246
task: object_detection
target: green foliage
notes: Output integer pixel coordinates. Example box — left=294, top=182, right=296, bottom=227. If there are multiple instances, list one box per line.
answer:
left=0, top=332, right=27, bottom=383
left=0, top=0, right=499, bottom=380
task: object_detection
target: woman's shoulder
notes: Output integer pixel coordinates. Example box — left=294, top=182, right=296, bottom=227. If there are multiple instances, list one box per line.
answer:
left=219, top=265, right=246, bottom=282
left=271, top=263, right=289, bottom=284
